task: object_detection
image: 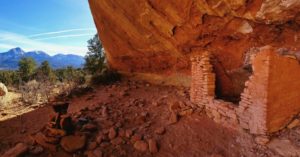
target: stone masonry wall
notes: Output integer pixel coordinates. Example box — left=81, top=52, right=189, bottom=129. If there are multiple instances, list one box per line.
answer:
left=191, top=49, right=270, bottom=135
left=191, top=47, right=300, bottom=135
left=190, top=52, right=215, bottom=106
left=191, top=52, right=239, bottom=129
left=237, top=49, right=270, bottom=135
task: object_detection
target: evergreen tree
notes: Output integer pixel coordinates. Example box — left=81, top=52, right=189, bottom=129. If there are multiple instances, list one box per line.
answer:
left=36, top=61, right=55, bottom=82
left=18, top=57, right=37, bottom=82
left=84, top=34, right=106, bottom=74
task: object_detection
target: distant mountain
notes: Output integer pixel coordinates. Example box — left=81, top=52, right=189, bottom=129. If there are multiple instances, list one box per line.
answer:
left=0, top=47, right=85, bottom=69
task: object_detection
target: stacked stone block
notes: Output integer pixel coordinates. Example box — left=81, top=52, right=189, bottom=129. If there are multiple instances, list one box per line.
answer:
left=190, top=50, right=269, bottom=135
left=190, top=51, right=215, bottom=107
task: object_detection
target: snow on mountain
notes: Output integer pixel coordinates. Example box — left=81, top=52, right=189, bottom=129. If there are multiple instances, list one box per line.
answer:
left=0, top=47, right=85, bottom=69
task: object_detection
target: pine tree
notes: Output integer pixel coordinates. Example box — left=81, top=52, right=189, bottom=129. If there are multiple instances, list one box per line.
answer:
left=36, top=61, right=55, bottom=82
left=18, top=57, right=37, bottom=82
left=84, top=34, right=106, bottom=74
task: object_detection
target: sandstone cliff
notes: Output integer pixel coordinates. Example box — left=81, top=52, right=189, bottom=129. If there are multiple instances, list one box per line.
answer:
left=89, top=0, right=300, bottom=99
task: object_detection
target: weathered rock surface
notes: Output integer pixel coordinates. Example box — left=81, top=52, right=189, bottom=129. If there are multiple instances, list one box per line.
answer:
left=268, top=139, right=300, bottom=157
left=148, top=139, right=158, bottom=153
left=108, top=127, right=117, bottom=139
left=89, top=0, right=300, bottom=98
left=287, top=119, right=300, bottom=129
left=2, top=143, right=28, bottom=157
left=134, top=140, right=148, bottom=152
left=0, top=82, right=7, bottom=97
left=60, top=135, right=86, bottom=153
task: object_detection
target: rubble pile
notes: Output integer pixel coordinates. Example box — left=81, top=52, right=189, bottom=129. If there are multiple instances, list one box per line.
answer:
left=2, top=81, right=196, bottom=157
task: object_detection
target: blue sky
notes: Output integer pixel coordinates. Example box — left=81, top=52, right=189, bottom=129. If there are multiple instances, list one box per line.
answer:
left=0, top=0, right=97, bottom=56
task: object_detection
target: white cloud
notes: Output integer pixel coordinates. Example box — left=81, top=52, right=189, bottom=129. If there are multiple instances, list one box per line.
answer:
left=0, top=43, right=17, bottom=49
left=0, top=30, right=96, bottom=56
left=28, top=28, right=96, bottom=38
left=34, top=33, right=94, bottom=41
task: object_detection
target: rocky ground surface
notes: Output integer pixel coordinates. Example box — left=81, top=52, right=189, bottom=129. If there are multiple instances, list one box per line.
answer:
left=0, top=80, right=300, bottom=157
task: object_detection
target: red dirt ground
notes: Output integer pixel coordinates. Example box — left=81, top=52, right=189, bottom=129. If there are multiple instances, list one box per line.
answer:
left=0, top=80, right=277, bottom=157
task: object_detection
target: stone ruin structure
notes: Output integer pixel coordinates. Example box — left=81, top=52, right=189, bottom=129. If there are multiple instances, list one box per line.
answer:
left=191, top=46, right=300, bottom=136
left=88, top=0, right=300, bottom=139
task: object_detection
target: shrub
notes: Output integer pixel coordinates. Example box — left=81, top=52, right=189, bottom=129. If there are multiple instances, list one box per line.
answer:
left=91, top=69, right=121, bottom=85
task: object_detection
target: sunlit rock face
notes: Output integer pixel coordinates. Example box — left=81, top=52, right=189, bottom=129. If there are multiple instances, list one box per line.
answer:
left=89, top=0, right=300, bottom=97
left=0, top=83, right=7, bottom=97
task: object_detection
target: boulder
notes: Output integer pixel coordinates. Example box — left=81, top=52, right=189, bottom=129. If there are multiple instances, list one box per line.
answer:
left=0, top=82, right=7, bottom=97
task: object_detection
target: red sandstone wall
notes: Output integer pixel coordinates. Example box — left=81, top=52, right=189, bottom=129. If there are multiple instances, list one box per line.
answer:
left=267, top=51, right=300, bottom=133
left=89, top=0, right=300, bottom=96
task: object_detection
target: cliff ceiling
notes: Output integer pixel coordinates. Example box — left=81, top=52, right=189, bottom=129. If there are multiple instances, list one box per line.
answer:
left=89, top=0, right=300, bottom=98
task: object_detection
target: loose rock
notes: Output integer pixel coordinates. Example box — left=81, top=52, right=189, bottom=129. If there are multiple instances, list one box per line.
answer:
left=83, top=123, right=98, bottom=132
left=131, top=134, right=142, bottom=143
left=169, top=112, right=178, bottom=124
left=118, top=128, right=125, bottom=137
left=60, top=135, right=86, bottom=153
left=108, top=127, right=117, bottom=139
left=33, top=132, right=57, bottom=152
left=93, top=148, right=103, bottom=157
left=148, top=139, right=158, bottom=153
left=134, top=140, right=148, bottom=152
left=169, top=102, right=181, bottom=113
left=125, top=129, right=133, bottom=138
left=179, top=109, right=194, bottom=116
left=96, top=134, right=104, bottom=144
left=29, top=146, right=44, bottom=155
left=154, top=127, right=165, bottom=135
left=111, top=137, right=124, bottom=145
left=87, top=142, right=98, bottom=150
left=255, top=136, right=270, bottom=145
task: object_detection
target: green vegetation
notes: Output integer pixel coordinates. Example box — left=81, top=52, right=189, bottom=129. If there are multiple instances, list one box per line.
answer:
left=0, top=34, right=121, bottom=87
left=54, top=67, right=86, bottom=85
left=35, top=61, right=56, bottom=82
left=84, top=34, right=106, bottom=74
left=0, top=70, right=19, bottom=86
left=84, top=34, right=121, bottom=85
left=0, top=60, right=85, bottom=88
left=18, top=57, right=37, bottom=82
